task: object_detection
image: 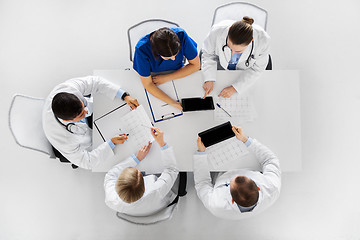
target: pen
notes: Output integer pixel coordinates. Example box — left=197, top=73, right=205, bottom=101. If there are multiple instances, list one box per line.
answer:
left=216, top=103, right=232, bottom=117
left=118, top=129, right=129, bottom=136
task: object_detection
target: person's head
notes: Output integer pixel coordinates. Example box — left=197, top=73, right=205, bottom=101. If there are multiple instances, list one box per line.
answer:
left=230, top=175, right=259, bottom=207
left=227, top=16, right=254, bottom=54
left=115, top=167, right=145, bottom=203
left=52, top=92, right=87, bottom=121
left=150, top=27, right=181, bottom=61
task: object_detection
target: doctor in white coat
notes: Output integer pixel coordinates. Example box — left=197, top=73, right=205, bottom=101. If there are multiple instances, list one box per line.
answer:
left=104, top=128, right=179, bottom=216
left=193, top=126, right=281, bottom=220
left=42, top=76, right=139, bottom=170
left=202, top=16, right=270, bottom=98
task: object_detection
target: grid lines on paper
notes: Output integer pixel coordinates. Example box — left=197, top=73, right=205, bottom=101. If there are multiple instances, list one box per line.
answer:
left=118, top=106, right=154, bottom=148
left=207, top=137, right=249, bottom=168
left=215, top=94, right=257, bottom=123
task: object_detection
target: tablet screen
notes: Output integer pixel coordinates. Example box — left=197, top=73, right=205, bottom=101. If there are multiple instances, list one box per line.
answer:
left=198, top=121, right=235, bottom=147
left=181, top=97, right=215, bottom=112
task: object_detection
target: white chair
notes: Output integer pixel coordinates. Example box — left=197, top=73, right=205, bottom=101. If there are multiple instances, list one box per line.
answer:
left=8, top=94, right=55, bottom=157
left=212, top=2, right=268, bottom=30
left=127, top=19, right=180, bottom=62
left=116, top=199, right=179, bottom=225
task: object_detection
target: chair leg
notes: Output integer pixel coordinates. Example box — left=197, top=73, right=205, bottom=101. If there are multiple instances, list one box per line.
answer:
left=178, top=172, right=187, bottom=197
left=266, top=55, right=272, bottom=70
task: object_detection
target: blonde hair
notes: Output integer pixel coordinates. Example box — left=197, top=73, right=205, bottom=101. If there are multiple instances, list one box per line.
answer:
left=116, top=167, right=145, bottom=203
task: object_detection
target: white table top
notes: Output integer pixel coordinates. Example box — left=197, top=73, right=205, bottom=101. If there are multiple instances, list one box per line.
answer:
left=92, top=69, right=301, bottom=173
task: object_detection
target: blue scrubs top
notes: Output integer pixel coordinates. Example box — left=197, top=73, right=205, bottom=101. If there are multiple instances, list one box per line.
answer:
left=133, top=27, right=198, bottom=77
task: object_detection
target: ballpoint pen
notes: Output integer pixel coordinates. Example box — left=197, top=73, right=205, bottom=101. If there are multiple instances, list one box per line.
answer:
left=118, top=129, right=129, bottom=136
left=216, top=103, right=232, bottom=117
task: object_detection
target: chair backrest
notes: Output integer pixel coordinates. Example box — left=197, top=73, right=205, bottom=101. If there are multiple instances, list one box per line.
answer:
left=116, top=201, right=178, bottom=225
left=127, top=19, right=180, bottom=62
left=212, top=2, right=268, bottom=30
left=9, top=94, right=54, bottom=156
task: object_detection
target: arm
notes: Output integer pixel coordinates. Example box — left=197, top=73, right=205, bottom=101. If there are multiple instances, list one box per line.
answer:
left=151, top=146, right=179, bottom=198
left=66, top=76, right=121, bottom=100
left=193, top=137, right=215, bottom=209
left=140, top=76, right=182, bottom=110
left=232, top=126, right=281, bottom=191
left=232, top=32, right=271, bottom=95
left=193, top=152, right=215, bottom=210
left=201, top=27, right=219, bottom=83
left=152, top=55, right=200, bottom=84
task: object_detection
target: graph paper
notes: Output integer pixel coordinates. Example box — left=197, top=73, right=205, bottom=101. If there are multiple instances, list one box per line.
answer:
left=207, top=137, right=249, bottom=168
left=214, top=93, right=257, bottom=123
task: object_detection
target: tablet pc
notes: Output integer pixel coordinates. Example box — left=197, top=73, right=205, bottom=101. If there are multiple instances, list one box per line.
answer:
left=198, top=121, right=235, bottom=147
left=181, top=96, right=215, bottom=112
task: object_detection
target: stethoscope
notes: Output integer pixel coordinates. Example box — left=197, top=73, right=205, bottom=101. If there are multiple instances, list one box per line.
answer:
left=222, top=36, right=254, bottom=67
left=55, top=115, right=87, bottom=135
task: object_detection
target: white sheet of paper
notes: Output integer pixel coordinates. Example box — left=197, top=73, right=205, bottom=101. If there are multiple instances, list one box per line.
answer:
left=146, top=81, right=182, bottom=121
left=207, top=137, right=249, bottom=168
left=94, top=105, right=154, bottom=148
left=214, top=93, right=257, bottom=123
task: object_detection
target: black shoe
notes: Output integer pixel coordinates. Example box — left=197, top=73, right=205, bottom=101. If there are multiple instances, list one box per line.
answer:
left=71, top=164, right=79, bottom=169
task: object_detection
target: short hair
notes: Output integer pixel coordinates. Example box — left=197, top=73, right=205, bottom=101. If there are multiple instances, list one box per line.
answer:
left=228, top=16, right=254, bottom=46
left=150, top=27, right=181, bottom=60
left=230, top=176, right=259, bottom=207
left=115, top=167, right=145, bottom=203
left=52, top=92, right=83, bottom=120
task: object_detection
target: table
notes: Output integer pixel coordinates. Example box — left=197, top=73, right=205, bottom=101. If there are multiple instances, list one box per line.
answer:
left=92, top=69, right=301, bottom=173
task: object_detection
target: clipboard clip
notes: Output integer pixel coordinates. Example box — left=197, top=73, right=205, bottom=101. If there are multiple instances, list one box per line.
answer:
left=161, top=113, right=175, bottom=120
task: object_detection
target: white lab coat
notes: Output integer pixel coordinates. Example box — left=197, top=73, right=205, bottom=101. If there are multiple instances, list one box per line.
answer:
left=202, top=20, right=271, bottom=94
left=104, top=146, right=179, bottom=216
left=42, top=76, right=120, bottom=170
left=193, top=139, right=281, bottom=220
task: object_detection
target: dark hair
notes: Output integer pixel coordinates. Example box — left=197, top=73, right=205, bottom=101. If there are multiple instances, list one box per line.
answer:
left=228, top=16, right=254, bottom=45
left=230, top=176, right=259, bottom=207
left=150, top=27, right=181, bottom=60
left=52, top=92, right=83, bottom=120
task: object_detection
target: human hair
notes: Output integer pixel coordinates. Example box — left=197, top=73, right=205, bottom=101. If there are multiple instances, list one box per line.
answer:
left=52, top=92, right=83, bottom=120
left=115, top=167, right=145, bottom=203
left=228, top=16, right=254, bottom=46
left=230, top=176, right=259, bottom=207
left=150, top=27, right=181, bottom=60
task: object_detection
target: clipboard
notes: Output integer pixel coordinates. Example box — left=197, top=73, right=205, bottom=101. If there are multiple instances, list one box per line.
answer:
left=94, top=103, right=131, bottom=142
left=145, top=80, right=183, bottom=123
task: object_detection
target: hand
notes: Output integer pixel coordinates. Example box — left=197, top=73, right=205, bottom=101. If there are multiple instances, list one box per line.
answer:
left=124, top=95, right=139, bottom=109
left=232, top=126, right=248, bottom=143
left=111, top=134, right=128, bottom=145
left=152, top=75, right=171, bottom=85
left=150, top=127, right=165, bottom=147
left=203, top=81, right=214, bottom=98
left=218, top=86, right=236, bottom=98
left=170, top=101, right=183, bottom=111
left=197, top=137, right=206, bottom=152
left=136, top=141, right=152, bottom=161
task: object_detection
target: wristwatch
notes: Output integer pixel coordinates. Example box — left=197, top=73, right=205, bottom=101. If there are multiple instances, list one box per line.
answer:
left=121, top=92, right=130, bottom=100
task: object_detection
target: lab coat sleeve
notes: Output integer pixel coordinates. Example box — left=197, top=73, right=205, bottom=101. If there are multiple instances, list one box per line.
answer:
left=151, top=147, right=179, bottom=198
left=247, top=139, right=281, bottom=192
left=60, top=140, right=114, bottom=170
left=66, top=76, right=121, bottom=100
left=193, top=153, right=215, bottom=209
left=232, top=34, right=271, bottom=95
left=201, top=26, right=220, bottom=83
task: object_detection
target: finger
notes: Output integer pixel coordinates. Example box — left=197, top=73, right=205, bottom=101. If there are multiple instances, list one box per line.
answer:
left=133, top=100, right=139, bottom=107
left=203, top=89, right=209, bottom=99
